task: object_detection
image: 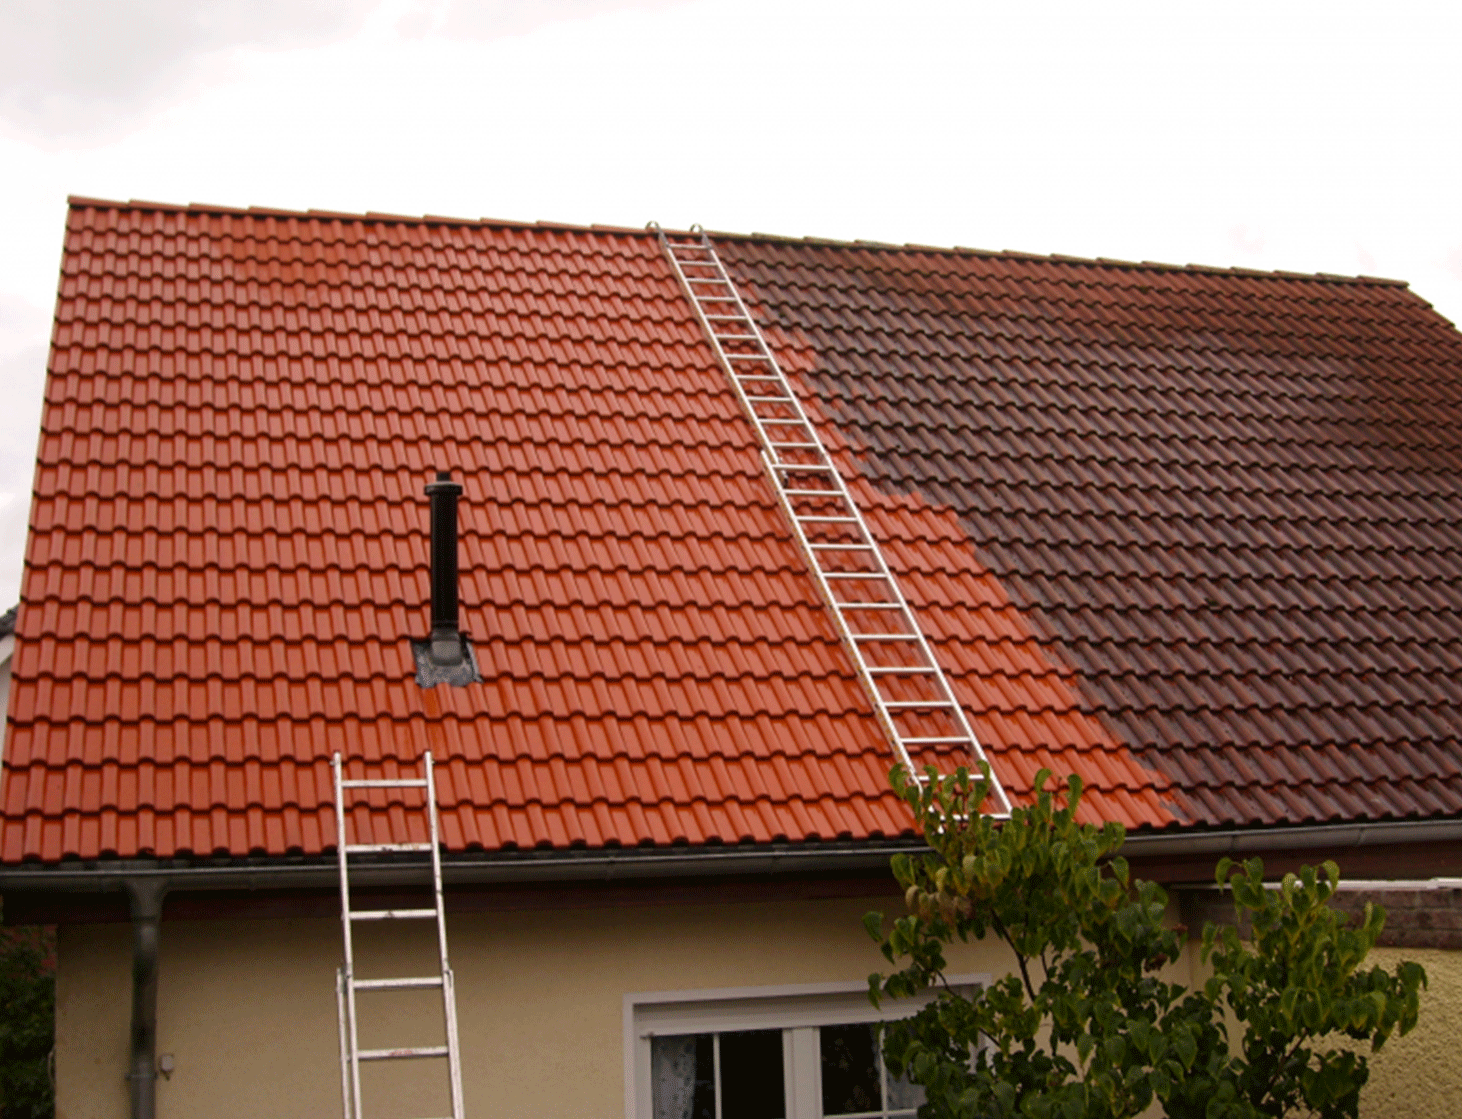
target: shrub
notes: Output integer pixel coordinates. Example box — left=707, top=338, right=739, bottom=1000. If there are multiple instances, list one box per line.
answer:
left=0, top=925, right=55, bottom=1119
left=865, top=766, right=1424, bottom=1119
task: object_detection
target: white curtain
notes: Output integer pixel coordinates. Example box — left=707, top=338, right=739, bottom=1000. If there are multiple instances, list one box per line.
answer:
left=652, top=1034, right=700, bottom=1119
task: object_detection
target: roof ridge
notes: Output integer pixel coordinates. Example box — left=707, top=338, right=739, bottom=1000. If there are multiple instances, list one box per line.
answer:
left=702, top=226, right=1412, bottom=288
left=64, top=196, right=1411, bottom=289
left=65, top=195, right=653, bottom=239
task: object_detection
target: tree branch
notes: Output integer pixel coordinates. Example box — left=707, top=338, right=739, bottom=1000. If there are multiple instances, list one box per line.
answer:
left=990, top=913, right=1039, bottom=1001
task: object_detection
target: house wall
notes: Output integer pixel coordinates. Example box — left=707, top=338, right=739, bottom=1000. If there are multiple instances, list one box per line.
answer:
left=53, top=894, right=1457, bottom=1119
left=1348, top=946, right=1462, bottom=1119
left=56, top=891, right=1022, bottom=1119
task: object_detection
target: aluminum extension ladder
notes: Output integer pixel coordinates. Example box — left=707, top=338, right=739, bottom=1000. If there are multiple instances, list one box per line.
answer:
left=654, top=224, right=1011, bottom=814
left=333, top=750, right=466, bottom=1119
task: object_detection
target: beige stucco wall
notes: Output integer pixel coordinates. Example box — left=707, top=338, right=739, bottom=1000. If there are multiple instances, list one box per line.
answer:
left=55, top=891, right=1022, bottom=1119
left=53, top=895, right=1461, bottom=1119
left=1352, top=947, right=1462, bottom=1118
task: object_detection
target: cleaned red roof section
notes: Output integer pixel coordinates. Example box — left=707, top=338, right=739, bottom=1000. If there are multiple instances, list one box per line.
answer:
left=1, top=200, right=1176, bottom=862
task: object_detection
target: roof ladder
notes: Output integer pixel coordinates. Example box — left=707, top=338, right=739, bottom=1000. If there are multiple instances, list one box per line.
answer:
left=333, top=750, right=466, bottom=1119
left=652, top=224, right=1011, bottom=815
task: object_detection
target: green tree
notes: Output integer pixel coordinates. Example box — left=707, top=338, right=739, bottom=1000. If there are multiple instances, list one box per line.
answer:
left=1173, top=859, right=1426, bottom=1119
left=865, top=765, right=1424, bottom=1119
left=0, top=925, right=55, bottom=1119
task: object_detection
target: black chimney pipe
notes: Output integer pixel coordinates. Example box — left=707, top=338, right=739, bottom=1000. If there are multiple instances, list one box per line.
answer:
left=425, top=469, right=464, bottom=666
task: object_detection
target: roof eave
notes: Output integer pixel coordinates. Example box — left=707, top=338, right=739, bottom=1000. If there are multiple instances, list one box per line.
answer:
left=0, top=837, right=927, bottom=894
left=3, top=816, right=1461, bottom=895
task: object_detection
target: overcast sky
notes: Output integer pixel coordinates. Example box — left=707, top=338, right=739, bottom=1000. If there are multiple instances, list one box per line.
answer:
left=1, top=0, right=1460, bottom=609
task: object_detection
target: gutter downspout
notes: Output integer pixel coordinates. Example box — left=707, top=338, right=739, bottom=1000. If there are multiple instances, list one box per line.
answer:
left=126, top=878, right=167, bottom=1119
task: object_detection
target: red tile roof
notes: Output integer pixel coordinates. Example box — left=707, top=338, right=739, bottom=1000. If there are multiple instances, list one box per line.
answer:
left=713, top=235, right=1462, bottom=831
left=4, top=198, right=1461, bottom=864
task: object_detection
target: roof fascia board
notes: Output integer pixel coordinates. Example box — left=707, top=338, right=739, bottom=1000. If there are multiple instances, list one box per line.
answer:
left=3, top=818, right=1461, bottom=895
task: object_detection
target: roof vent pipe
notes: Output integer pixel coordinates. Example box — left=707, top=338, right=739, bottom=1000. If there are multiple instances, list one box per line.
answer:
left=426, top=470, right=464, bottom=667
left=411, top=470, right=481, bottom=688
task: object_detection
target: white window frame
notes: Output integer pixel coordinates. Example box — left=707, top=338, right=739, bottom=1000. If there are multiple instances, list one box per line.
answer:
left=624, top=975, right=988, bottom=1119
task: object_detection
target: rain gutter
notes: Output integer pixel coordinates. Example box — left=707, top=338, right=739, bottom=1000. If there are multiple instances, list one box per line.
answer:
left=1116, top=815, right=1462, bottom=860
left=3, top=816, right=1461, bottom=898
left=0, top=840, right=925, bottom=895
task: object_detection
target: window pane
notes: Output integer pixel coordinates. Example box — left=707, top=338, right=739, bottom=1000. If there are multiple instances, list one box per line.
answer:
left=719, top=1029, right=785, bottom=1119
left=820, top=1024, right=882, bottom=1116
left=652, top=1034, right=715, bottom=1119
left=885, top=1062, right=925, bottom=1113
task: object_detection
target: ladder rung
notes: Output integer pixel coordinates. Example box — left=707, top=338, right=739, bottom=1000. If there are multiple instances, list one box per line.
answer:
left=783, top=488, right=842, bottom=497
left=884, top=700, right=958, bottom=709
left=773, top=463, right=835, bottom=472
left=353, top=976, right=445, bottom=990
left=344, top=842, right=433, bottom=854
left=770, top=441, right=819, bottom=449
left=340, top=779, right=429, bottom=789
left=833, top=602, right=902, bottom=609
left=866, top=666, right=938, bottom=674
left=795, top=515, right=859, bottom=523
left=898, top=736, right=975, bottom=745
left=808, top=543, right=875, bottom=551
left=704, top=314, right=749, bottom=321
left=849, top=632, right=919, bottom=640
left=744, top=394, right=794, bottom=403
left=823, top=571, right=886, bottom=578
left=726, top=353, right=774, bottom=361
left=350, top=908, right=438, bottom=921
left=357, top=1046, right=450, bottom=1061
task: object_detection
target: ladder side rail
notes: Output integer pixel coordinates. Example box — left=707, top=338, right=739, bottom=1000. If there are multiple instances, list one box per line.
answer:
left=332, top=752, right=365, bottom=1119
left=423, top=752, right=451, bottom=980
left=788, top=473, right=1014, bottom=816
left=761, top=460, right=920, bottom=780
left=656, top=228, right=1012, bottom=816
left=443, top=968, right=465, bottom=1119
left=763, top=462, right=955, bottom=780
left=423, top=752, right=467, bottom=1119
left=335, top=969, right=352, bottom=1119
left=660, top=238, right=833, bottom=471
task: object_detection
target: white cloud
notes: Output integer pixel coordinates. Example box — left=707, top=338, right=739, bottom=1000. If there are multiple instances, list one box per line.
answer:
left=0, top=0, right=1460, bottom=599
left=0, top=0, right=380, bottom=143
left=0, top=343, right=45, bottom=611
left=0, top=0, right=694, bottom=144
left=0, top=294, right=49, bottom=359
